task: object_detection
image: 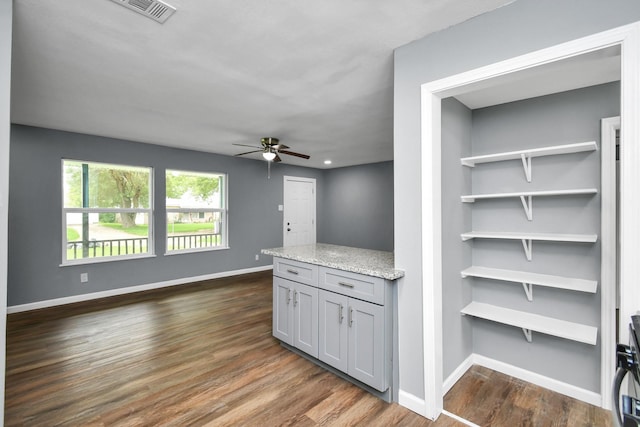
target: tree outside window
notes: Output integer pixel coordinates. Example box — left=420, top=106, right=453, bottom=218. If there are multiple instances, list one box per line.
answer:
left=62, top=160, right=153, bottom=264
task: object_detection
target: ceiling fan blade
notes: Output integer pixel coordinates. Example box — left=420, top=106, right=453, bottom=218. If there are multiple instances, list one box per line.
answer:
left=273, top=154, right=282, bottom=163
left=234, top=149, right=263, bottom=156
left=233, top=143, right=262, bottom=149
left=273, top=144, right=289, bottom=150
left=279, top=150, right=310, bottom=160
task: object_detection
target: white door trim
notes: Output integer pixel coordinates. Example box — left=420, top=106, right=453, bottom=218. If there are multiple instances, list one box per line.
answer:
left=600, top=115, right=620, bottom=410
left=283, top=175, right=316, bottom=246
left=417, top=23, right=640, bottom=419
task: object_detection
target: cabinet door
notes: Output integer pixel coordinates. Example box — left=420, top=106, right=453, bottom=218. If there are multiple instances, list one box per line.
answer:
left=318, top=289, right=348, bottom=372
left=273, top=277, right=293, bottom=345
left=293, top=282, right=318, bottom=358
left=348, top=299, right=386, bottom=391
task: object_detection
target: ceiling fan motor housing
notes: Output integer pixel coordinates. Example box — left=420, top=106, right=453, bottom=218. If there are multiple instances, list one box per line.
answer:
left=261, top=137, right=279, bottom=147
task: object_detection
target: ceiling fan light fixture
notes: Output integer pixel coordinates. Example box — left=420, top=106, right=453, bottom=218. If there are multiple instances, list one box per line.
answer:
left=263, top=151, right=276, bottom=161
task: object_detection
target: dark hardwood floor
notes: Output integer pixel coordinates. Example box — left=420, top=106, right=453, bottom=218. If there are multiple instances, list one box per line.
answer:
left=5, top=271, right=612, bottom=426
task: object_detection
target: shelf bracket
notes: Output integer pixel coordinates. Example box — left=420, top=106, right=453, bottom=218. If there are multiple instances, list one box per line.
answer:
left=522, top=282, right=533, bottom=301
left=519, top=195, right=533, bottom=221
left=521, top=239, right=533, bottom=261
left=520, top=153, right=532, bottom=182
left=522, top=328, right=533, bottom=343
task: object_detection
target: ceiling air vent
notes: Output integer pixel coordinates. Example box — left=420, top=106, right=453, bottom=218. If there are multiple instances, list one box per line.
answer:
left=109, top=0, right=176, bottom=24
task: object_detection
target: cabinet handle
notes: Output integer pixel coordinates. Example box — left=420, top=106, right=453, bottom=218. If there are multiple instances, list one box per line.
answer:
left=338, top=281, right=354, bottom=288
left=348, top=306, right=353, bottom=327
left=287, top=288, right=291, bottom=305
left=286, top=269, right=299, bottom=275
left=339, top=303, right=344, bottom=324
left=293, top=290, right=298, bottom=306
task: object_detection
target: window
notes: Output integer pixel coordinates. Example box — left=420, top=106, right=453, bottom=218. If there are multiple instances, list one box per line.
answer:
left=166, top=169, right=227, bottom=253
left=62, top=160, right=153, bottom=264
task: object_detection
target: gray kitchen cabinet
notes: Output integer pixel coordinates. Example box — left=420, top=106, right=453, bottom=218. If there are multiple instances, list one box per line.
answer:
left=347, top=297, right=385, bottom=390
left=273, top=275, right=318, bottom=359
left=268, top=252, right=398, bottom=399
left=319, top=288, right=386, bottom=391
left=318, top=289, right=348, bottom=372
left=273, top=276, right=294, bottom=344
left=318, top=267, right=391, bottom=392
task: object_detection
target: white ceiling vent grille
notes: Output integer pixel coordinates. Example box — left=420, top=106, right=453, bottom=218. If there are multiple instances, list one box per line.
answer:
left=109, top=0, right=176, bottom=24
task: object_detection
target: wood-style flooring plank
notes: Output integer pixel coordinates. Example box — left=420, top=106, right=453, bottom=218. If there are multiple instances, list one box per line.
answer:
left=5, top=270, right=613, bottom=426
left=444, top=365, right=613, bottom=427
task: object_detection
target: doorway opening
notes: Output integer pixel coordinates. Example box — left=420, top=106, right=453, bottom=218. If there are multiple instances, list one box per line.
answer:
left=415, top=22, right=640, bottom=420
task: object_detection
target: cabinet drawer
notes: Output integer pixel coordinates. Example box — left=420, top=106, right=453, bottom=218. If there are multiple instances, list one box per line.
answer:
left=319, top=267, right=385, bottom=305
left=273, top=257, right=318, bottom=286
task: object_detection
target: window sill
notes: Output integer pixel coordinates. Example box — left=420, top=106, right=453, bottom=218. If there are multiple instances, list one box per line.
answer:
left=164, top=246, right=230, bottom=256
left=60, top=253, right=157, bottom=267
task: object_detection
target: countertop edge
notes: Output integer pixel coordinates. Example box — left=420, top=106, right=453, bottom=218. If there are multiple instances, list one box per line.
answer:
left=261, top=248, right=405, bottom=281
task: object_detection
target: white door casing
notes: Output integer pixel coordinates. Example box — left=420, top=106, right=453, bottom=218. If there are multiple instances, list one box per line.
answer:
left=600, top=115, right=620, bottom=410
left=283, top=176, right=316, bottom=247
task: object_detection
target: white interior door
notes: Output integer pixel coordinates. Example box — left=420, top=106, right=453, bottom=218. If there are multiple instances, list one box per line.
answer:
left=283, top=176, right=316, bottom=247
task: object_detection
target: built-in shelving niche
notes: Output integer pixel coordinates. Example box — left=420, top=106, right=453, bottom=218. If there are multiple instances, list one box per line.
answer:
left=460, top=142, right=599, bottom=345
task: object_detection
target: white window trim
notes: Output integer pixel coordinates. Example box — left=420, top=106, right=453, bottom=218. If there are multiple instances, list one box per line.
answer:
left=164, top=171, right=229, bottom=255
left=61, top=160, right=154, bottom=266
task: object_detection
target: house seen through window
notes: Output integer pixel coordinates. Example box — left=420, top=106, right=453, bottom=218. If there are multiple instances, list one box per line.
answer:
left=62, top=159, right=153, bottom=264
left=166, top=169, right=227, bottom=253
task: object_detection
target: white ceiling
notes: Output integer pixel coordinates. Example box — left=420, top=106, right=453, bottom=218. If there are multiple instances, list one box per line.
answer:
left=10, top=0, right=514, bottom=169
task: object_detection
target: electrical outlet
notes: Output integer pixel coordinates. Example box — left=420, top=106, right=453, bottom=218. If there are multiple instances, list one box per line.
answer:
left=255, top=254, right=259, bottom=261
left=80, top=273, right=88, bottom=283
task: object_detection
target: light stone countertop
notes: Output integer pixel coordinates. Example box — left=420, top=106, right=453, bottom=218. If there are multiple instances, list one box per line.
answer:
left=261, top=243, right=404, bottom=281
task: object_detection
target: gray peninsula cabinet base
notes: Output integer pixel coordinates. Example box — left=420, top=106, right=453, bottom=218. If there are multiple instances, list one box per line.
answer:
left=270, top=256, right=396, bottom=401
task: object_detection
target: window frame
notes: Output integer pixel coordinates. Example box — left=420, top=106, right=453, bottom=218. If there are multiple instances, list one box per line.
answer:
left=164, top=169, right=229, bottom=255
left=61, top=159, right=155, bottom=266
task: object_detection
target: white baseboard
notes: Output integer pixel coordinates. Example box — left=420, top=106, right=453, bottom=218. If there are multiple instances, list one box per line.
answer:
left=443, top=354, right=474, bottom=394
left=442, top=410, right=481, bottom=427
left=398, top=389, right=428, bottom=418
left=471, top=354, right=602, bottom=407
left=7, top=265, right=273, bottom=314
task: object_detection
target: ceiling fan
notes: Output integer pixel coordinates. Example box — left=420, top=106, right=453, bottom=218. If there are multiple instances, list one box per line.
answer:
left=233, top=137, right=310, bottom=163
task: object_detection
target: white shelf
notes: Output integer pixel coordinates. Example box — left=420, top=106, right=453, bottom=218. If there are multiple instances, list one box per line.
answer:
left=461, top=301, right=598, bottom=345
left=460, top=141, right=597, bottom=182
left=461, top=188, right=597, bottom=202
left=461, top=231, right=597, bottom=243
left=461, top=266, right=597, bottom=301
left=461, top=188, right=598, bottom=220
left=460, top=231, right=598, bottom=261
left=460, top=141, right=598, bottom=167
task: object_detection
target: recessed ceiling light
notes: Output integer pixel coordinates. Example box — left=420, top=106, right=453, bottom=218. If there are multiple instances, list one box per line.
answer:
left=324, top=160, right=332, bottom=165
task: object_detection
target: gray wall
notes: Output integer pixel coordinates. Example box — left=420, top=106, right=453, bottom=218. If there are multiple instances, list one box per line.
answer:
left=441, top=98, right=473, bottom=378
left=470, top=82, right=618, bottom=392
left=394, top=0, right=640, bottom=401
left=321, top=161, right=393, bottom=252
left=1, top=0, right=12, bottom=421
left=8, top=125, right=393, bottom=306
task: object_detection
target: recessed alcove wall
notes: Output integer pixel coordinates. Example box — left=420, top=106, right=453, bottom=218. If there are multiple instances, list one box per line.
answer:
left=441, top=82, right=620, bottom=392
